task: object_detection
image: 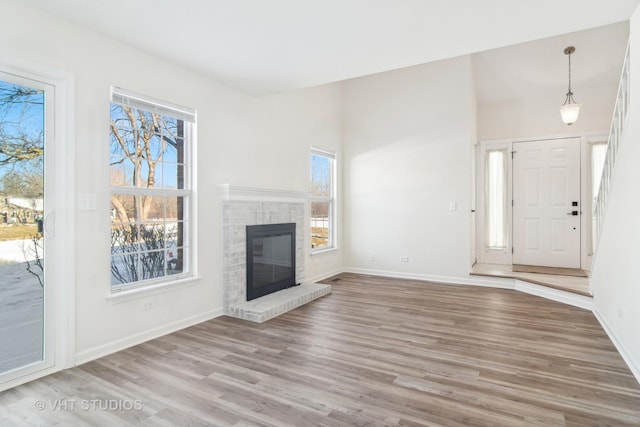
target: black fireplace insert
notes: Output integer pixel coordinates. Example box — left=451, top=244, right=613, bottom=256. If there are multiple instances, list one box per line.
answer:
left=246, top=223, right=297, bottom=301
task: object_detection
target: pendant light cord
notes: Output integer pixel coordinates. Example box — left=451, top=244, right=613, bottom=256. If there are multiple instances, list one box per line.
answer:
left=567, top=52, right=572, bottom=94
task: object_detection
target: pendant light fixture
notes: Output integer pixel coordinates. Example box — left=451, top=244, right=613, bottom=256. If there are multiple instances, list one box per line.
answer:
left=560, top=46, right=581, bottom=125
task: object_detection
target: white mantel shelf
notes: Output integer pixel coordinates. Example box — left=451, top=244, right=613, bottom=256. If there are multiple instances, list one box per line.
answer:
left=218, top=184, right=309, bottom=203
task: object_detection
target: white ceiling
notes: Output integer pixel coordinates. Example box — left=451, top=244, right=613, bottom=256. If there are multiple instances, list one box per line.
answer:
left=22, top=0, right=640, bottom=96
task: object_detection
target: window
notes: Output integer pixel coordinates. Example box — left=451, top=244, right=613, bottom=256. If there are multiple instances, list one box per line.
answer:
left=485, top=149, right=508, bottom=249
left=109, top=87, right=195, bottom=292
left=310, top=148, right=336, bottom=252
left=590, top=141, right=607, bottom=252
left=591, top=142, right=607, bottom=201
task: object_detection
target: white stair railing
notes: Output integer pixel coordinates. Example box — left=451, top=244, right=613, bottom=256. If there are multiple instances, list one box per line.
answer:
left=594, top=42, right=630, bottom=246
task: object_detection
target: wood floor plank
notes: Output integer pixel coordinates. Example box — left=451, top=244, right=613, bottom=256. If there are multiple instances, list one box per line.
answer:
left=1, top=272, right=639, bottom=426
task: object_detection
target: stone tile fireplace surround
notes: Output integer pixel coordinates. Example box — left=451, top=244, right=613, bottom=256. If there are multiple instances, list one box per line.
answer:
left=219, top=185, right=331, bottom=322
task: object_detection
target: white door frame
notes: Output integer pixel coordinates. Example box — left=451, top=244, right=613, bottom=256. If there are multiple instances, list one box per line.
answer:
left=0, top=57, right=75, bottom=392
left=476, top=132, right=605, bottom=270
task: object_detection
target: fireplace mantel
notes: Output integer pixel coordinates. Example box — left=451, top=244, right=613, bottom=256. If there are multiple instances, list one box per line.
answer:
left=218, top=184, right=309, bottom=203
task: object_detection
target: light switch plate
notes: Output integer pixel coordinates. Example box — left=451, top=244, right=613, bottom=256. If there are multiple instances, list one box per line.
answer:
left=78, top=193, right=97, bottom=211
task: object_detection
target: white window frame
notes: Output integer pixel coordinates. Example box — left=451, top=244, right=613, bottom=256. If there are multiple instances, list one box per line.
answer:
left=109, top=87, right=196, bottom=293
left=310, top=147, right=337, bottom=253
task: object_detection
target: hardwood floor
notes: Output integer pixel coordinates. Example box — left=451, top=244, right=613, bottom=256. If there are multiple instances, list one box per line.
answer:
left=2, top=273, right=639, bottom=426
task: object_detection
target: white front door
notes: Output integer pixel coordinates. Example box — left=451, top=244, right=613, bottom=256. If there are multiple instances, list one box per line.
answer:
left=512, top=138, right=581, bottom=268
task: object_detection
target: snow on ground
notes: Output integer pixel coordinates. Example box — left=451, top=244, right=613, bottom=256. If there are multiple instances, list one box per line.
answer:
left=0, top=244, right=43, bottom=373
left=0, top=239, right=38, bottom=263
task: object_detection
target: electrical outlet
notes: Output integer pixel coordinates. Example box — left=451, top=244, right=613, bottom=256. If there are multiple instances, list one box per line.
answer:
left=142, top=300, right=155, bottom=311
left=400, top=256, right=409, bottom=263
left=369, top=255, right=376, bottom=262
left=618, top=307, right=624, bottom=318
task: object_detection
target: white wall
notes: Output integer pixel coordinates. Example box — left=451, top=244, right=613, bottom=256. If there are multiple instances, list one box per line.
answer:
left=478, top=85, right=617, bottom=141
left=246, top=87, right=344, bottom=281
left=342, top=56, right=475, bottom=280
left=0, top=0, right=342, bottom=364
left=590, top=6, right=640, bottom=381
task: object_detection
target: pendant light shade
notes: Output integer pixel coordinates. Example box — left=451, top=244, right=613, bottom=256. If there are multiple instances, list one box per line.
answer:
left=560, top=46, right=581, bottom=125
left=560, top=102, right=581, bottom=125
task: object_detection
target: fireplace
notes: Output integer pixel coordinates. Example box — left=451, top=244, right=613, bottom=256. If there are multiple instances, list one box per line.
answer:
left=246, top=223, right=297, bottom=301
left=220, top=185, right=331, bottom=322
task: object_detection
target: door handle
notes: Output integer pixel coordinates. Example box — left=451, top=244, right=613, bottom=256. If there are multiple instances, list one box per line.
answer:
left=566, top=211, right=579, bottom=216
left=44, top=211, right=55, bottom=238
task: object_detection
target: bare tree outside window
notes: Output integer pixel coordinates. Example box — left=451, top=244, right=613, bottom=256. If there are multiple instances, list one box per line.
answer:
left=0, top=78, right=46, bottom=374
left=0, top=82, right=44, bottom=284
left=110, top=97, right=190, bottom=288
left=0, top=85, right=44, bottom=170
left=310, top=150, right=335, bottom=251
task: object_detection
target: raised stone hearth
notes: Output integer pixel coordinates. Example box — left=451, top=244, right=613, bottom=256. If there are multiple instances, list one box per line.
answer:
left=226, top=283, right=331, bottom=323
left=219, top=185, right=331, bottom=322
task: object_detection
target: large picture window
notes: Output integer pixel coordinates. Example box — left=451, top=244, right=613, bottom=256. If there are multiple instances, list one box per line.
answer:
left=310, top=148, right=336, bottom=252
left=109, top=87, right=195, bottom=292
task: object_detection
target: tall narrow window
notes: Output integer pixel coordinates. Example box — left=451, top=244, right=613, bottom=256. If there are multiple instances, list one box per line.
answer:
left=591, top=142, right=607, bottom=201
left=485, top=149, right=508, bottom=249
left=310, top=148, right=336, bottom=252
left=109, top=87, right=195, bottom=292
left=591, top=141, right=607, bottom=252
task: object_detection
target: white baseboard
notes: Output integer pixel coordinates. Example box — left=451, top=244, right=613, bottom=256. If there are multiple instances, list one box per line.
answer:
left=593, top=307, right=640, bottom=385
left=344, top=267, right=514, bottom=290
left=514, top=280, right=593, bottom=310
left=306, top=267, right=346, bottom=284
left=75, top=308, right=223, bottom=366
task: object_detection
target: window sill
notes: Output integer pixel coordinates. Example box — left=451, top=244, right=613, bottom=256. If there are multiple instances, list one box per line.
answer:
left=310, top=247, right=339, bottom=256
left=107, top=275, right=201, bottom=304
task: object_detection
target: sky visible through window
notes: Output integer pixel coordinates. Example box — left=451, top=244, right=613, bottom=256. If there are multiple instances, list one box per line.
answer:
left=0, top=81, right=44, bottom=189
left=311, top=153, right=330, bottom=196
left=311, top=152, right=333, bottom=250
